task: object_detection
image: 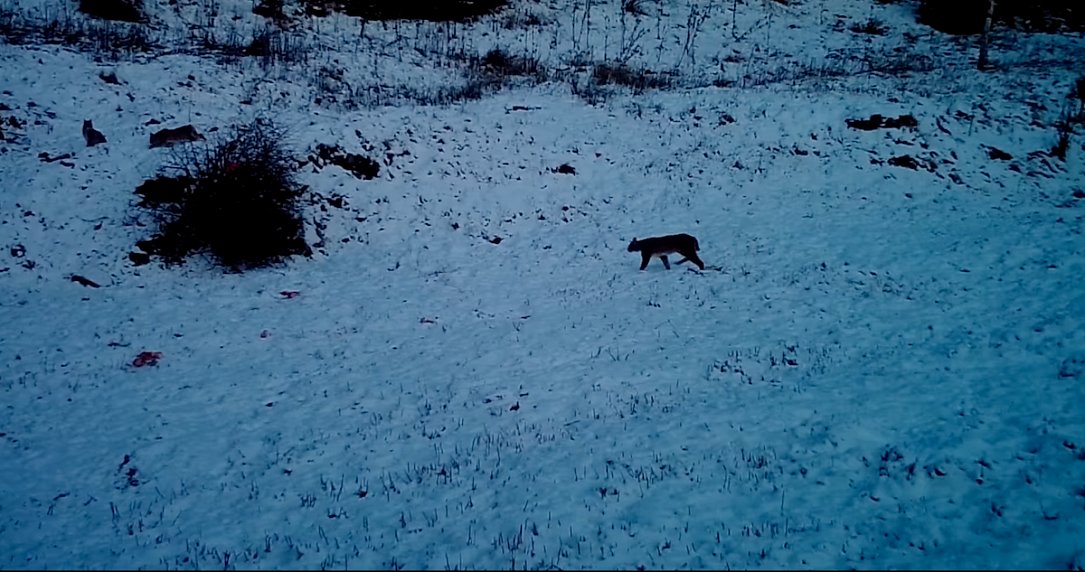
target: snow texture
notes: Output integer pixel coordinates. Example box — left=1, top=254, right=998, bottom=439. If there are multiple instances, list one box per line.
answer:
left=1, top=0, right=1084, bottom=568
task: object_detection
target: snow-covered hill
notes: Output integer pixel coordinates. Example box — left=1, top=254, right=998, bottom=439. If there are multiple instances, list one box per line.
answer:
left=1, top=0, right=1084, bottom=568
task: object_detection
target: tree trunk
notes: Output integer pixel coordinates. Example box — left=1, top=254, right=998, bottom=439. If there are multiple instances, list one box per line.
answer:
left=978, top=0, right=996, bottom=70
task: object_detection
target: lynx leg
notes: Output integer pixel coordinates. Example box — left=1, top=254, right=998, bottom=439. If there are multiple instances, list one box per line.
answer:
left=640, top=253, right=651, bottom=270
left=688, top=252, right=705, bottom=270
left=661, top=255, right=671, bottom=270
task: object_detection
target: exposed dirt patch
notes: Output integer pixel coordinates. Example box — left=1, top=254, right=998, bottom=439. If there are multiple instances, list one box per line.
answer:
left=307, top=143, right=380, bottom=180
left=846, top=114, right=918, bottom=131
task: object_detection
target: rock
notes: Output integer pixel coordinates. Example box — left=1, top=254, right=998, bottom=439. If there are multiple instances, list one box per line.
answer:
left=99, top=71, right=122, bottom=85
left=986, top=146, right=1013, bottom=161
left=846, top=114, right=918, bottom=131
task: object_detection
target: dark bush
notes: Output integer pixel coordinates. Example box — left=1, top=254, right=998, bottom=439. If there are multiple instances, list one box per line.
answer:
left=303, top=0, right=507, bottom=21
left=917, top=0, right=1085, bottom=34
left=138, top=120, right=310, bottom=270
left=79, top=0, right=145, bottom=23
left=916, top=0, right=987, bottom=34
left=252, top=0, right=286, bottom=20
left=1005, top=0, right=1085, bottom=31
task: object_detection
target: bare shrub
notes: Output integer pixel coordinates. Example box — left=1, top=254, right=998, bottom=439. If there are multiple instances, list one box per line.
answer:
left=245, top=26, right=310, bottom=68
left=475, top=48, right=547, bottom=83
left=500, top=9, right=548, bottom=29
left=188, top=24, right=309, bottom=68
left=0, top=5, right=155, bottom=54
left=735, top=48, right=935, bottom=88
left=1070, top=75, right=1085, bottom=121
left=137, top=120, right=310, bottom=270
left=1051, top=120, right=1071, bottom=160
left=622, top=0, right=649, bottom=17
left=849, top=18, right=888, bottom=35
left=412, top=73, right=500, bottom=105
left=591, top=61, right=672, bottom=91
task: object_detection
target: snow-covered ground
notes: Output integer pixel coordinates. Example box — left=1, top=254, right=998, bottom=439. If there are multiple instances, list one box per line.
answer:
left=1, top=0, right=1084, bottom=568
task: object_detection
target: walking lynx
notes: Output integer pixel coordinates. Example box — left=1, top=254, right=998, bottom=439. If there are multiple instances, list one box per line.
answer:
left=627, top=233, right=705, bottom=271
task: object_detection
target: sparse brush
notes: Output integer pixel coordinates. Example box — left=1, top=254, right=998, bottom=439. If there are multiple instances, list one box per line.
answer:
left=0, top=3, right=23, bottom=41
left=1071, top=75, right=1085, bottom=120
left=435, top=73, right=499, bottom=103
left=676, top=1, right=711, bottom=69
left=85, top=20, right=154, bottom=53
left=1051, top=119, right=1072, bottom=161
left=622, top=0, right=649, bottom=17
left=1051, top=91, right=1080, bottom=160
left=246, top=26, right=309, bottom=68
left=849, top=18, right=888, bottom=35
left=476, top=48, right=546, bottom=81
left=591, top=61, right=671, bottom=91
left=0, top=5, right=156, bottom=55
left=387, top=48, right=550, bottom=106
left=188, top=24, right=309, bottom=68
left=500, top=9, right=547, bottom=29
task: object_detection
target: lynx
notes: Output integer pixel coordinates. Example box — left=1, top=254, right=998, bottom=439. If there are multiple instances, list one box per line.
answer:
left=82, top=120, right=107, bottom=147
left=627, top=233, right=705, bottom=271
left=149, top=124, right=205, bottom=148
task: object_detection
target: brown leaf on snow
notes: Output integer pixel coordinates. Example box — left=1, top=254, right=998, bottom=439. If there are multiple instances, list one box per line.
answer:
left=132, top=351, right=162, bottom=367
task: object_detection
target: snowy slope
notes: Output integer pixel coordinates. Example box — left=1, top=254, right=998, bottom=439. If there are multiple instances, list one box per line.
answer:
left=1, top=0, right=1085, bottom=569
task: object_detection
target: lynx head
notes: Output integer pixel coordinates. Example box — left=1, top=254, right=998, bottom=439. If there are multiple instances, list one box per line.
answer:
left=627, top=238, right=640, bottom=252
left=83, top=119, right=93, bottom=129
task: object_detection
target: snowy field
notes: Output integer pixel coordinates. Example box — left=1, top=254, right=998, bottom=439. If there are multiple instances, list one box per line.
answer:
left=1, top=0, right=1084, bottom=568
